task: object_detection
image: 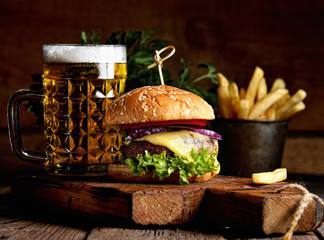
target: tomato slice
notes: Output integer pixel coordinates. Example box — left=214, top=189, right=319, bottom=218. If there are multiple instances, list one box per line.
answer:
left=119, top=119, right=208, bottom=130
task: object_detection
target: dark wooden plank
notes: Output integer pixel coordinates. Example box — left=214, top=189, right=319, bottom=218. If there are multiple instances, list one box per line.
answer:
left=0, top=219, right=87, bottom=240
left=11, top=175, right=317, bottom=236
left=202, top=187, right=316, bottom=235
left=86, top=228, right=319, bottom=240
left=132, top=187, right=205, bottom=225
left=87, top=227, right=225, bottom=240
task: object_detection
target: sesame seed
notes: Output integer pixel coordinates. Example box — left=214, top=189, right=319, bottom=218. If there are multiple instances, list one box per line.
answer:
left=169, top=95, right=176, bottom=100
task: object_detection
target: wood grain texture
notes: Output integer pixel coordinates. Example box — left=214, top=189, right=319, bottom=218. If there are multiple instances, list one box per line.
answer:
left=11, top=175, right=317, bottom=235
left=87, top=227, right=225, bottom=240
left=262, top=196, right=315, bottom=234
left=282, top=135, right=324, bottom=176
left=1, top=0, right=324, bottom=131
left=0, top=219, right=87, bottom=240
left=132, top=188, right=205, bottom=225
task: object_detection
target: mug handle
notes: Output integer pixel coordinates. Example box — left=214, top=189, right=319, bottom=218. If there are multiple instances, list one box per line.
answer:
left=7, top=89, right=46, bottom=163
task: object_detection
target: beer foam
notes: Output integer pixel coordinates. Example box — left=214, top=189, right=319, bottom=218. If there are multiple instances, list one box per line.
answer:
left=43, top=45, right=126, bottom=63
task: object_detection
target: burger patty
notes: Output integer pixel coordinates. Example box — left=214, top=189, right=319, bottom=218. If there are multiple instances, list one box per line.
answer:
left=121, top=140, right=174, bottom=159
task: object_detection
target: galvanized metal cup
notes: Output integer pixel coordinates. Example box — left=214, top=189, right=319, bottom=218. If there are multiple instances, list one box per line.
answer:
left=212, top=118, right=290, bottom=177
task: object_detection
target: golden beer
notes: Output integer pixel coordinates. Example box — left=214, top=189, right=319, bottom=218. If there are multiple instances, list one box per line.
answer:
left=42, top=45, right=127, bottom=174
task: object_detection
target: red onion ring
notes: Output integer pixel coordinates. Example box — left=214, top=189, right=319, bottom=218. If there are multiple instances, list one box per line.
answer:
left=123, top=126, right=222, bottom=141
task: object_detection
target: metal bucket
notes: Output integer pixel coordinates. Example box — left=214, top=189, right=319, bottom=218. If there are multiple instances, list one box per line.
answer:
left=212, top=118, right=290, bottom=177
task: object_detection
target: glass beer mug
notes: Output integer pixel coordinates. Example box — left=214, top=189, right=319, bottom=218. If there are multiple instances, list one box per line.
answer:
left=8, top=44, right=127, bottom=175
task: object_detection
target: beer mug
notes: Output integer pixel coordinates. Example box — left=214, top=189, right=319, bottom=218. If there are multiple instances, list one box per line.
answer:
left=8, top=44, right=127, bottom=175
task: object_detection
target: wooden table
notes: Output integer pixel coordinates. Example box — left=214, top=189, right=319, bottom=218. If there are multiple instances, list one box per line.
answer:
left=0, top=175, right=323, bottom=240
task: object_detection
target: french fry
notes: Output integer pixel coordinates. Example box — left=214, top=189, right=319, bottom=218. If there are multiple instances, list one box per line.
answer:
left=248, top=89, right=288, bottom=119
left=280, top=101, right=306, bottom=120
left=245, top=66, right=264, bottom=110
left=237, top=99, right=250, bottom=119
left=217, top=73, right=234, bottom=119
left=272, top=92, right=290, bottom=111
left=276, top=89, right=307, bottom=118
left=217, top=86, right=233, bottom=119
left=270, top=78, right=286, bottom=92
left=217, top=73, right=234, bottom=118
left=240, top=87, right=246, bottom=99
left=266, top=106, right=276, bottom=120
left=256, top=115, right=268, bottom=120
left=215, top=68, right=306, bottom=121
left=257, top=77, right=267, bottom=101
left=252, top=168, right=287, bottom=184
left=217, top=73, right=229, bottom=87
left=229, top=82, right=240, bottom=117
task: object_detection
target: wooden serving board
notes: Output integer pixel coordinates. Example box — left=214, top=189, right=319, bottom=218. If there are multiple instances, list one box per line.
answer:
left=11, top=175, right=316, bottom=235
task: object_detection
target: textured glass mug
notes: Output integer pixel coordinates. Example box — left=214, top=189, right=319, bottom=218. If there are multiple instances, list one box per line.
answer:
left=8, top=44, right=127, bottom=175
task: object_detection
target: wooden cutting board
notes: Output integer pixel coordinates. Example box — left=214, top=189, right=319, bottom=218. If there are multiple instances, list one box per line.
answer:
left=11, top=175, right=316, bottom=235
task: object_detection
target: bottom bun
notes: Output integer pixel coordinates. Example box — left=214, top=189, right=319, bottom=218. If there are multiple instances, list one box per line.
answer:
left=108, top=164, right=216, bottom=184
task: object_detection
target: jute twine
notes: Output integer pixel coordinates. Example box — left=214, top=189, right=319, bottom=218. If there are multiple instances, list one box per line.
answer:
left=147, top=45, right=176, bottom=85
left=274, top=183, right=324, bottom=240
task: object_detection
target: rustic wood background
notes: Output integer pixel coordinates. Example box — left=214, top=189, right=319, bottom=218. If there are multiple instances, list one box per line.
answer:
left=1, top=0, right=324, bottom=177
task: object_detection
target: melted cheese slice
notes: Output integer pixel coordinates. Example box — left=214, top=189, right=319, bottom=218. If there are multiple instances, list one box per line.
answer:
left=131, top=130, right=218, bottom=162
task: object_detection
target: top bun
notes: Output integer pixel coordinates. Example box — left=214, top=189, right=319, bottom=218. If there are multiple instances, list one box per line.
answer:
left=106, top=85, right=215, bottom=125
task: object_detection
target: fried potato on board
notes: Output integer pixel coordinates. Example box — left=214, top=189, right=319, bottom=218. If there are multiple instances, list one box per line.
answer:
left=245, top=66, right=264, bottom=109
left=252, top=168, right=287, bottom=184
left=248, top=89, right=288, bottom=119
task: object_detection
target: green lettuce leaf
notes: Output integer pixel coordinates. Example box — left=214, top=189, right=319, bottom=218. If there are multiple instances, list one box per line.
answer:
left=124, top=148, right=220, bottom=184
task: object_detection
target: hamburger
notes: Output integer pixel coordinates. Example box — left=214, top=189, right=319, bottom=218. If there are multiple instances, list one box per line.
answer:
left=106, top=85, right=221, bottom=184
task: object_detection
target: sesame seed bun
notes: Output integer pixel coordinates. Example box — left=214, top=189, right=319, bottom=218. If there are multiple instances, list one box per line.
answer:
left=106, top=85, right=215, bottom=125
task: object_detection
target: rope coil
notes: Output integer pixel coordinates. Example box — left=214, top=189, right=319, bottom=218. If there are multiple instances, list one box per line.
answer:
left=274, top=183, right=324, bottom=240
